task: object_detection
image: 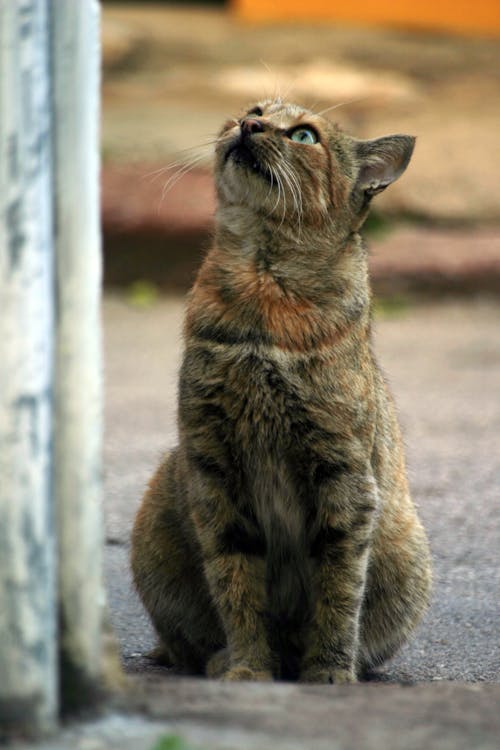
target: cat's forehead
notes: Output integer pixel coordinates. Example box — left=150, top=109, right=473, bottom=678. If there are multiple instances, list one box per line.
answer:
left=262, top=100, right=307, bottom=119
left=247, top=99, right=335, bottom=131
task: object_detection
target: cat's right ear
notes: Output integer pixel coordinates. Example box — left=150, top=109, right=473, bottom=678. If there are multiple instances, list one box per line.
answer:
left=353, top=135, right=416, bottom=198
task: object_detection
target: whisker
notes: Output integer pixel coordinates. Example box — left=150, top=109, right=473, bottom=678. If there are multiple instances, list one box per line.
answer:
left=315, top=97, right=366, bottom=118
left=279, top=163, right=297, bottom=215
left=175, top=139, right=219, bottom=153
left=287, top=164, right=304, bottom=234
left=272, top=168, right=283, bottom=218
left=281, top=72, right=303, bottom=103
left=284, top=161, right=303, bottom=215
left=263, top=148, right=285, bottom=217
left=259, top=59, right=280, bottom=102
left=275, top=163, right=293, bottom=228
left=162, top=154, right=206, bottom=190
left=281, top=162, right=303, bottom=233
left=143, top=160, right=190, bottom=182
left=141, top=134, right=219, bottom=184
left=157, top=154, right=207, bottom=209
left=264, top=163, right=275, bottom=205
left=142, top=146, right=213, bottom=184
left=263, top=143, right=302, bottom=227
left=305, top=99, right=320, bottom=113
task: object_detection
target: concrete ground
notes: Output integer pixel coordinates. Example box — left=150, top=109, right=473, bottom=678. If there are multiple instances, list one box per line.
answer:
left=16, top=294, right=498, bottom=749
left=13, top=682, right=500, bottom=750
left=24, top=292, right=490, bottom=750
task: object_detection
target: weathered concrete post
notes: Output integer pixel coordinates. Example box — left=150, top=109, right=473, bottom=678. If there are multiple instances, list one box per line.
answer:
left=51, top=0, right=107, bottom=712
left=1, top=0, right=110, bottom=736
left=0, top=0, right=58, bottom=735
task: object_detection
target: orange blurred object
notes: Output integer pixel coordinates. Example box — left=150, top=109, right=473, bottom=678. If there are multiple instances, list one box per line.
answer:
left=233, top=0, right=500, bottom=37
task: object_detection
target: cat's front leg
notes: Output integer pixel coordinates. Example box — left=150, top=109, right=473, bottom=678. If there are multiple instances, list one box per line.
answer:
left=190, top=474, right=274, bottom=681
left=301, top=472, right=377, bottom=684
left=204, top=550, right=274, bottom=682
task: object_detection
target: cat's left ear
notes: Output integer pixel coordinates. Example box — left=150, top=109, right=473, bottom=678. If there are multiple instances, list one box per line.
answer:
left=354, top=135, right=415, bottom=197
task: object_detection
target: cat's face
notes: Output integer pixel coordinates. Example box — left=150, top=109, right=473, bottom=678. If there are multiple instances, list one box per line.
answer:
left=215, top=99, right=414, bottom=231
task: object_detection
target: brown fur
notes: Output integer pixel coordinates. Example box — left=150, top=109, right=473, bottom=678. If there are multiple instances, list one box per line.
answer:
left=131, top=99, right=431, bottom=683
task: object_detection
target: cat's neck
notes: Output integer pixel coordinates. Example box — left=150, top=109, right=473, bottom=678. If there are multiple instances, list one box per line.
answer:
left=214, top=204, right=369, bottom=307
left=186, top=205, right=372, bottom=353
left=215, top=204, right=345, bottom=258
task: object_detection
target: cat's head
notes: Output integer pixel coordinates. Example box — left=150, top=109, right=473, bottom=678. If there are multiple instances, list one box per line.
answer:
left=215, top=99, right=414, bottom=232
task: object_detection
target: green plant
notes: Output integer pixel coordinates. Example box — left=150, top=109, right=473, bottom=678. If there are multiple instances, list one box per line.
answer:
left=373, top=295, right=410, bottom=318
left=126, top=279, right=159, bottom=308
left=363, top=210, right=394, bottom=239
left=151, top=734, right=198, bottom=750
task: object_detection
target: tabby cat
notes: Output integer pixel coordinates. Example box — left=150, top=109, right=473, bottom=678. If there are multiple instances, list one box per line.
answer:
left=131, top=99, right=431, bottom=683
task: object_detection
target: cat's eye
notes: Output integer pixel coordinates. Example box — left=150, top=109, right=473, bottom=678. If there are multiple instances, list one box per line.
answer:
left=289, top=127, right=318, bottom=145
left=247, top=106, right=263, bottom=117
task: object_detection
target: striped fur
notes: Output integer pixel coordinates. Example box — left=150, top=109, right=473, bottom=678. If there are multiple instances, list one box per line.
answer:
left=131, top=100, right=431, bottom=683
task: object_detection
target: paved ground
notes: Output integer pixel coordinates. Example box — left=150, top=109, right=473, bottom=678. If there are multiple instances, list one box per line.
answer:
left=42, top=291, right=497, bottom=750
left=13, top=682, right=500, bottom=750
left=12, top=295, right=500, bottom=748
left=103, top=294, right=500, bottom=684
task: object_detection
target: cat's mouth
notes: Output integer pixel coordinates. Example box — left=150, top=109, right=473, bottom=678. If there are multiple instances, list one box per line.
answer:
left=224, top=139, right=272, bottom=182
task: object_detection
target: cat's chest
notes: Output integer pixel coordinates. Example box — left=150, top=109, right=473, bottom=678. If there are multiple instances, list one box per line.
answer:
left=223, top=351, right=305, bottom=449
left=222, top=352, right=309, bottom=539
left=183, top=342, right=372, bottom=448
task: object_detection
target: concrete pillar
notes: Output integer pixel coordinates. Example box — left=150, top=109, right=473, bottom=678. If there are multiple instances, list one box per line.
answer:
left=51, top=0, right=107, bottom=712
left=1, top=0, right=111, bottom=735
left=0, top=0, right=58, bottom=735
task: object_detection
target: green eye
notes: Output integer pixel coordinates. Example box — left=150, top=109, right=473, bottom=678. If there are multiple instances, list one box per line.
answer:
left=290, top=127, right=318, bottom=145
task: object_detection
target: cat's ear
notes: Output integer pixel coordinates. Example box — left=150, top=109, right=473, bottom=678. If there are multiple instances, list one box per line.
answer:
left=354, top=135, right=415, bottom=197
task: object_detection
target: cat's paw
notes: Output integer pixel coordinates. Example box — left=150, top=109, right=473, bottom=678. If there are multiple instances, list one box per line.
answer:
left=206, top=648, right=230, bottom=679
left=221, top=666, right=273, bottom=682
left=300, top=666, right=357, bottom=684
left=145, top=645, right=173, bottom=665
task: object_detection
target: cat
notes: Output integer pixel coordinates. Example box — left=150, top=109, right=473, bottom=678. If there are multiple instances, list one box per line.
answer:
left=131, top=99, right=431, bottom=683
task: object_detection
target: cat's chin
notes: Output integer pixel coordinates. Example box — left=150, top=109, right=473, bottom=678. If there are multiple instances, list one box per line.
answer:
left=217, top=166, right=274, bottom=215
left=230, top=157, right=272, bottom=186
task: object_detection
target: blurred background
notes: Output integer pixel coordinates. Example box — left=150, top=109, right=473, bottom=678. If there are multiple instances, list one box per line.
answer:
left=101, top=0, right=500, bottom=295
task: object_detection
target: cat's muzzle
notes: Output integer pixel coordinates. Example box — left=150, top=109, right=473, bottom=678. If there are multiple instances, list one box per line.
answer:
left=223, top=129, right=271, bottom=181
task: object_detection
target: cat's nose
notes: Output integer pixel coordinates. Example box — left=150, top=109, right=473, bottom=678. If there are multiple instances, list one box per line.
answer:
left=241, top=118, right=264, bottom=136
